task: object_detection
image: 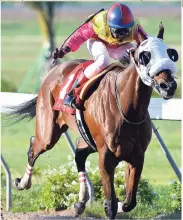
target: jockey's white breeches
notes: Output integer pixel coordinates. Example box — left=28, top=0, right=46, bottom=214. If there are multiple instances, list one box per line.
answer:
left=84, top=39, right=134, bottom=79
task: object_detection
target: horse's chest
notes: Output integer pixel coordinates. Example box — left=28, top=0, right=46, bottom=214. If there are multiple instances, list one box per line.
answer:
left=114, top=123, right=151, bottom=160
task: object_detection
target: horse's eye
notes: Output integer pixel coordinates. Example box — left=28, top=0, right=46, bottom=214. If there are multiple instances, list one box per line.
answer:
left=139, top=51, right=151, bottom=66
left=167, top=48, right=179, bottom=62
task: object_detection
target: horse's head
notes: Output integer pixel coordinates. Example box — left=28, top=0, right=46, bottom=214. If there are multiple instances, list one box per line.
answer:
left=131, top=23, right=178, bottom=99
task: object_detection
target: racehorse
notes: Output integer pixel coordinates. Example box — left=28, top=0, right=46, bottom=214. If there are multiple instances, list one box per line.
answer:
left=8, top=24, right=178, bottom=219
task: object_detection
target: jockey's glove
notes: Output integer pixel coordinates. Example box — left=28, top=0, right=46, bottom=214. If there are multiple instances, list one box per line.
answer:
left=120, top=50, right=130, bottom=65
left=52, top=46, right=71, bottom=60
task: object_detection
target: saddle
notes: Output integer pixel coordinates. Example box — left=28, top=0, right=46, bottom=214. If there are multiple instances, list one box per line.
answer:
left=53, top=60, right=124, bottom=114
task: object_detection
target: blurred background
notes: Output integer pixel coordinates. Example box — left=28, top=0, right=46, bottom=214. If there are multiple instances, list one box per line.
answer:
left=1, top=2, right=181, bottom=95
left=1, top=1, right=181, bottom=208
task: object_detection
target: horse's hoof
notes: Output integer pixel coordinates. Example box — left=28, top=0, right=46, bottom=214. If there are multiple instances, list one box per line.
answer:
left=13, top=178, right=24, bottom=190
left=104, top=199, right=117, bottom=219
left=74, top=202, right=86, bottom=217
left=122, top=201, right=137, bottom=212
left=13, top=178, right=32, bottom=190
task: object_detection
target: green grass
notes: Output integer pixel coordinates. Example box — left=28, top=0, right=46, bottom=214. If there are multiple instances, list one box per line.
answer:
left=1, top=184, right=41, bottom=212
left=1, top=14, right=182, bottom=95
left=1, top=119, right=77, bottom=177
left=2, top=14, right=181, bottom=44
left=1, top=185, right=181, bottom=218
left=143, top=120, right=181, bottom=185
left=83, top=201, right=181, bottom=219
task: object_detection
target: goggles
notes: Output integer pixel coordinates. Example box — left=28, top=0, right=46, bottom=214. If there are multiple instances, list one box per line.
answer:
left=111, top=27, right=132, bottom=36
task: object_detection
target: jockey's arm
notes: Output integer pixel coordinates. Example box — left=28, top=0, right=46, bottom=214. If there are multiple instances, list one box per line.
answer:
left=63, top=22, right=96, bottom=52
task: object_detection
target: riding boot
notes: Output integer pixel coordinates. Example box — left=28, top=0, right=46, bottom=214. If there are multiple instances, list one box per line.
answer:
left=64, top=71, right=89, bottom=109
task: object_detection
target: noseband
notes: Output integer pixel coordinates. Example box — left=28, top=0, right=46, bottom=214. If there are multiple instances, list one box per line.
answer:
left=114, top=70, right=147, bottom=125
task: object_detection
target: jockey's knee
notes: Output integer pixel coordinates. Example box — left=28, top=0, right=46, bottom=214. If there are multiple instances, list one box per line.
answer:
left=96, top=53, right=110, bottom=69
left=84, top=54, right=110, bottom=79
left=92, top=54, right=110, bottom=73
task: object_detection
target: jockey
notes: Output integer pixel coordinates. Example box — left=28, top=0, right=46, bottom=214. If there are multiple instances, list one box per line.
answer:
left=52, top=3, right=148, bottom=109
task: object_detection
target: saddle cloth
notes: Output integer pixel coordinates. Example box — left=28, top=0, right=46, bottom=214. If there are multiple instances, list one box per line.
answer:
left=52, top=60, right=124, bottom=115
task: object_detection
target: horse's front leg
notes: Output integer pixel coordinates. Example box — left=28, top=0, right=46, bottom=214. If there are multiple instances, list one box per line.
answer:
left=118, top=155, right=144, bottom=213
left=99, top=147, right=118, bottom=219
left=74, top=137, right=95, bottom=217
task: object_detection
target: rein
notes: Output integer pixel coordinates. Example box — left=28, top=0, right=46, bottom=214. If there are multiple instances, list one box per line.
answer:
left=114, top=70, right=147, bottom=125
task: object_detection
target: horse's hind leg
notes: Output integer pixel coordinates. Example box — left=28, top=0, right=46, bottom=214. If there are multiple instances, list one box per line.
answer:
left=74, top=137, right=95, bottom=217
left=13, top=136, right=36, bottom=190
left=14, top=91, right=68, bottom=190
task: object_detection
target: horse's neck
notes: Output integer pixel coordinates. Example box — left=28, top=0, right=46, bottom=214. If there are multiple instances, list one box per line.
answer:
left=117, top=63, right=153, bottom=120
left=134, top=76, right=153, bottom=119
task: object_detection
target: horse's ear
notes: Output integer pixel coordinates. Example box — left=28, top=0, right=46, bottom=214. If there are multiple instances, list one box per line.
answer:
left=157, top=22, right=164, bottom=40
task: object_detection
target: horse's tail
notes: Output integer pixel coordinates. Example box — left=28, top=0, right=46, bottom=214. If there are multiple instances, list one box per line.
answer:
left=2, top=95, right=38, bottom=125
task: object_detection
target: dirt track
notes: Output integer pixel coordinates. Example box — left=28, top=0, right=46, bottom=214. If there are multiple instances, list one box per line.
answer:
left=1, top=210, right=181, bottom=220
left=2, top=209, right=96, bottom=220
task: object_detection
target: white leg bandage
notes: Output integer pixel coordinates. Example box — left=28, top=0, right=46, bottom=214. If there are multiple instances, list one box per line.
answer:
left=20, top=164, right=33, bottom=189
left=117, top=201, right=124, bottom=213
left=78, top=171, right=89, bottom=203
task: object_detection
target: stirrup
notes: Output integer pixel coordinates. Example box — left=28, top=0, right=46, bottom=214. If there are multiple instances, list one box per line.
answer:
left=64, top=94, right=75, bottom=107
left=64, top=95, right=82, bottom=110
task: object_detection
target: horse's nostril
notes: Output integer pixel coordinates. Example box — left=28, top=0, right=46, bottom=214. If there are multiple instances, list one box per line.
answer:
left=160, top=83, right=168, bottom=90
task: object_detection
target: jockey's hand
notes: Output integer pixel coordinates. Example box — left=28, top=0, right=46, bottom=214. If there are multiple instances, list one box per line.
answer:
left=124, top=51, right=130, bottom=60
left=52, top=48, right=65, bottom=60
left=120, top=50, right=132, bottom=65
left=52, top=46, right=71, bottom=60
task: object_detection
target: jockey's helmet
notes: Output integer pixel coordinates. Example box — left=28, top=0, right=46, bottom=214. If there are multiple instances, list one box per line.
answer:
left=107, top=3, right=134, bottom=41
